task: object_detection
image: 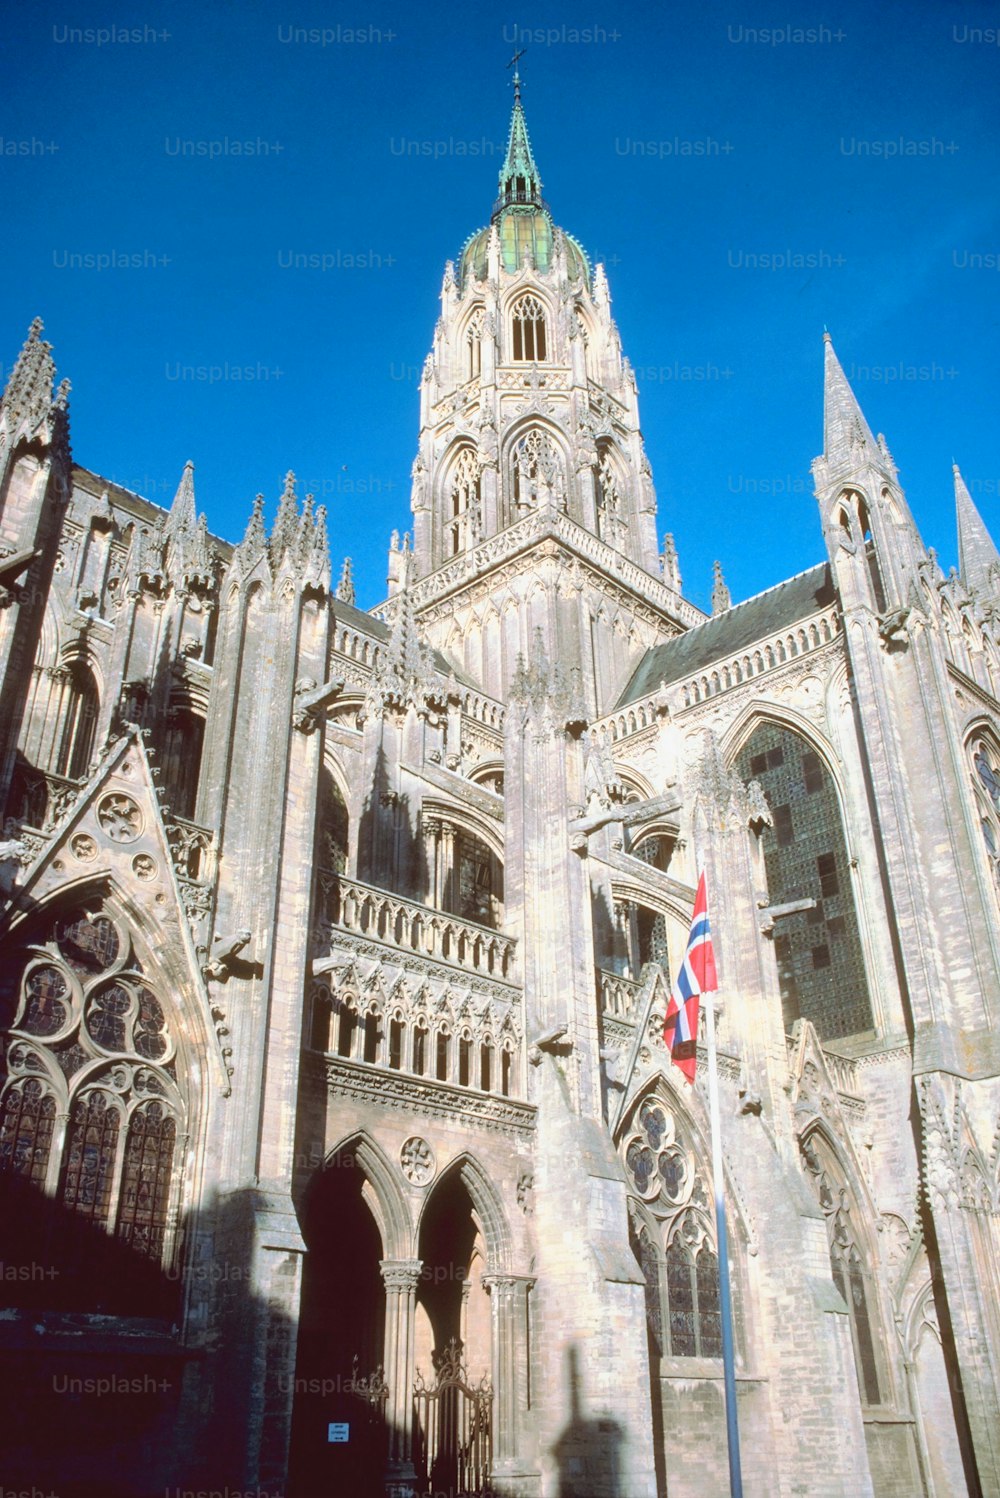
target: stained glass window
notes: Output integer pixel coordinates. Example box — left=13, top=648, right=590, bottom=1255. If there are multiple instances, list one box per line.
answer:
left=736, top=724, right=874, bottom=1039
left=0, top=1079, right=55, bottom=1186
left=116, top=1103, right=176, bottom=1261
left=624, top=1096, right=728, bottom=1361
left=61, top=1092, right=120, bottom=1226
left=0, top=903, right=183, bottom=1307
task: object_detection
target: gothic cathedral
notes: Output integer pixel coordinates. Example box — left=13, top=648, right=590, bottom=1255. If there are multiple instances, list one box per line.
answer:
left=1, top=78, right=999, bottom=1498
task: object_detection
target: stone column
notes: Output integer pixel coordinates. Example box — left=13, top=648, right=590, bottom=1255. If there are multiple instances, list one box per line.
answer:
left=440, top=821, right=457, bottom=914
left=422, top=815, right=441, bottom=907
left=483, top=1273, right=536, bottom=1493
left=380, top=1258, right=422, bottom=1493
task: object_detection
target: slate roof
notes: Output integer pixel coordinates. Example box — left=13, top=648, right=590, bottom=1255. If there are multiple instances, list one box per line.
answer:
left=617, top=561, right=837, bottom=706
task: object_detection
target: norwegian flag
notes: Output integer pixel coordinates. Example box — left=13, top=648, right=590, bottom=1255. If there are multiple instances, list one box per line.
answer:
left=663, top=871, right=718, bottom=1083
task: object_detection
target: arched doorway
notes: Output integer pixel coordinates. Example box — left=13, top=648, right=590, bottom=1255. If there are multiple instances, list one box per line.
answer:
left=288, top=1148, right=388, bottom=1498
left=413, top=1170, right=493, bottom=1498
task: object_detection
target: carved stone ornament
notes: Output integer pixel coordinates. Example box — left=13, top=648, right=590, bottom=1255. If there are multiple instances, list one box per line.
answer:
left=70, top=833, right=98, bottom=862
left=131, top=852, right=158, bottom=882
left=96, top=792, right=143, bottom=843
left=400, top=1136, right=435, bottom=1185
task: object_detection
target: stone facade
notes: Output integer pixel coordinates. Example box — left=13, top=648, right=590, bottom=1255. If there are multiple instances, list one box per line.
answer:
left=1, top=81, right=999, bottom=1498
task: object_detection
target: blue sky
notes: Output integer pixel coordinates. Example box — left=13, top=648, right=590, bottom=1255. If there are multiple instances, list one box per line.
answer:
left=1, top=0, right=998, bottom=613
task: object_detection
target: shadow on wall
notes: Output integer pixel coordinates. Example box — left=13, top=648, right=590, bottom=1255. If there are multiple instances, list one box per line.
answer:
left=552, top=1344, right=626, bottom=1498
left=0, top=1173, right=302, bottom=1498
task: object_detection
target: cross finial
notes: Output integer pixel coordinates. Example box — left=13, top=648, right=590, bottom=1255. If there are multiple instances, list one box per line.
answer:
left=507, top=46, right=526, bottom=100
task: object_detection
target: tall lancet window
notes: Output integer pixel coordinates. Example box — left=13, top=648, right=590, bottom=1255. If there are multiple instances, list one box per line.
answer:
left=735, top=723, right=874, bottom=1040
left=800, top=1131, right=884, bottom=1408
left=511, top=429, right=565, bottom=518
left=55, top=663, right=99, bottom=781
left=446, top=448, right=481, bottom=558
left=466, top=308, right=484, bottom=381
left=510, top=293, right=547, bottom=362
left=596, top=448, right=627, bottom=551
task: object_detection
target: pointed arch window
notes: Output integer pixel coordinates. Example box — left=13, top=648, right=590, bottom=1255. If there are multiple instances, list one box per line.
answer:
left=510, top=294, right=547, bottom=362
left=623, top=1096, right=726, bottom=1361
left=0, top=903, right=185, bottom=1312
left=316, top=765, right=349, bottom=874
left=595, top=448, right=626, bottom=551
left=465, top=308, right=484, bottom=381
left=510, top=428, right=565, bottom=516
left=801, top=1131, right=883, bottom=1407
left=0, top=1077, right=56, bottom=1187
left=446, top=448, right=481, bottom=559
left=54, top=662, right=99, bottom=780
left=160, top=705, right=205, bottom=821
left=970, top=735, right=1000, bottom=897
left=736, top=723, right=874, bottom=1039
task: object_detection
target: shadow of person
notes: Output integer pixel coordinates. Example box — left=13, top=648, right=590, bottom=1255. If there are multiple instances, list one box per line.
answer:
left=552, top=1344, right=624, bottom=1498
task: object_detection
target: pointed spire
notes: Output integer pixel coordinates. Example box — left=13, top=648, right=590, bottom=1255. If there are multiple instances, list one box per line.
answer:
left=311, top=503, right=330, bottom=581
left=1, top=317, right=58, bottom=437
left=954, top=462, right=1000, bottom=599
left=295, top=491, right=315, bottom=570
left=495, top=66, right=543, bottom=217
left=235, top=494, right=267, bottom=575
left=822, top=332, right=880, bottom=471
left=165, top=460, right=196, bottom=537
left=336, top=557, right=356, bottom=605
left=711, top=560, right=731, bottom=615
left=270, top=470, right=300, bottom=568
left=662, top=533, right=682, bottom=593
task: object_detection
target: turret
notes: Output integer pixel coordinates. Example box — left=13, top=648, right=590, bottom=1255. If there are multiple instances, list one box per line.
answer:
left=954, top=461, right=1000, bottom=604
left=813, top=332, right=927, bottom=617
left=0, top=320, right=73, bottom=807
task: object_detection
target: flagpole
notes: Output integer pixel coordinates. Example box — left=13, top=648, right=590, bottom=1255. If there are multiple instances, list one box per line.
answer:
left=703, top=982, right=743, bottom=1498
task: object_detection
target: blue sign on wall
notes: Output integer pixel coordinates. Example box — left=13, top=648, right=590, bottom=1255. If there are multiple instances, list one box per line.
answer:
left=327, top=1422, right=350, bottom=1444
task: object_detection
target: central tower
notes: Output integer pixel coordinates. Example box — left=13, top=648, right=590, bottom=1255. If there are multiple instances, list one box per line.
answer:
left=404, top=72, right=699, bottom=715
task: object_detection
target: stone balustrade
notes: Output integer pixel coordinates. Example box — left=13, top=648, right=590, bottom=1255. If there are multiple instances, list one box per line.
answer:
left=315, top=872, right=516, bottom=980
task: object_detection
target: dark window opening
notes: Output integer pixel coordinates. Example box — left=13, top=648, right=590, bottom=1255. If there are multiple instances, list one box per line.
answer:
left=388, top=1018, right=403, bottom=1070
left=803, top=751, right=824, bottom=794
left=773, top=804, right=794, bottom=845
left=817, top=853, right=839, bottom=897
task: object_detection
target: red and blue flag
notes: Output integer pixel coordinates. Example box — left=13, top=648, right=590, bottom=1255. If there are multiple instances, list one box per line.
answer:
left=663, top=871, right=717, bottom=1083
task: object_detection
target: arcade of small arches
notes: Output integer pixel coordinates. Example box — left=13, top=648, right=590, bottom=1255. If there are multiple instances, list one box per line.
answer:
left=309, top=979, right=521, bottom=1100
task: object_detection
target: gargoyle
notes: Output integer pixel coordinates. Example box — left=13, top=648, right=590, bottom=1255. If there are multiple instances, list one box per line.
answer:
left=528, top=1024, right=572, bottom=1066
left=202, top=928, right=253, bottom=982
left=878, top=606, right=909, bottom=646
left=293, top=675, right=344, bottom=733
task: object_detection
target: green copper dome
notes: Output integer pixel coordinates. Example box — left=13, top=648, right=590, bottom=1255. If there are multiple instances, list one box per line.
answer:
left=458, top=74, right=591, bottom=289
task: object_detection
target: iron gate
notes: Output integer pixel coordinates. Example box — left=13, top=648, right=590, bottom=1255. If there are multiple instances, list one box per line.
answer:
left=413, top=1338, right=493, bottom=1498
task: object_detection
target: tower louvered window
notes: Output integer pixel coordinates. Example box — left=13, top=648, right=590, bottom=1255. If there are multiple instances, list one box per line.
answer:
left=466, top=308, right=484, bottom=380
left=511, top=294, right=547, bottom=362
left=596, top=449, right=626, bottom=551
left=511, top=428, right=565, bottom=517
left=446, top=448, right=481, bottom=559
